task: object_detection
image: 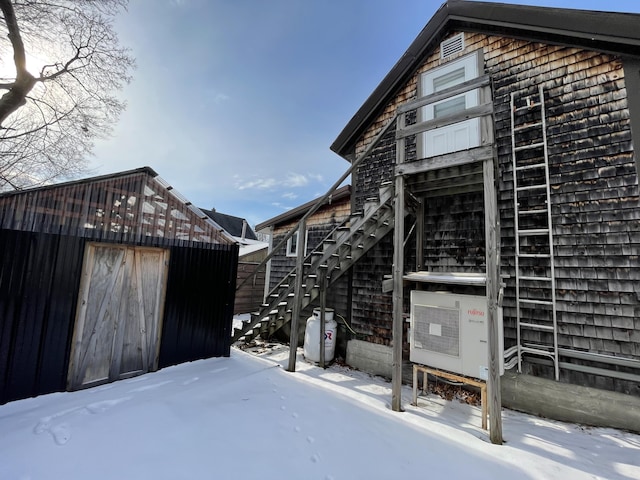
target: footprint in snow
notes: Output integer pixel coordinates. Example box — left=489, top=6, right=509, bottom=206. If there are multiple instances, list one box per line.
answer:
left=33, top=397, right=130, bottom=446
left=34, top=420, right=71, bottom=446
left=50, top=423, right=71, bottom=445
left=85, top=397, right=131, bottom=414
left=128, top=380, right=173, bottom=393
left=123, top=376, right=148, bottom=384
left=182, top=377, right=199, bottom=386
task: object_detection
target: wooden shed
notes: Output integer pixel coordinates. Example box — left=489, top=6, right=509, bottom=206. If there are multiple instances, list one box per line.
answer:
left=0, top=167, right=238, bottom=404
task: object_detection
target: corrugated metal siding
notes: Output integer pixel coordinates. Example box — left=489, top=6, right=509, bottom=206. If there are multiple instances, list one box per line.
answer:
left=0, top=230, right=238, bottom=404
left=0, top=230, right=84, bottom=404
left=158, top=244, right=238, bottom=367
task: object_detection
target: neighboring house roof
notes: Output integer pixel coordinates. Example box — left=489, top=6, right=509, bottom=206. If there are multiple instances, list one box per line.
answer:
left=238, top=238, right=268, bottom=258
left=331, top=0, right=640, bottom=158
left=0, top=166, right=235, bottom=245
left=255, top=185, right=351, bottom=231
left=201, top=208, right=258, bottom=241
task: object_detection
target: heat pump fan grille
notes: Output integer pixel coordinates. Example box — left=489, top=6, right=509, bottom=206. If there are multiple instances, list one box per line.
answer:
left=413, top=304, right=460, bottom=357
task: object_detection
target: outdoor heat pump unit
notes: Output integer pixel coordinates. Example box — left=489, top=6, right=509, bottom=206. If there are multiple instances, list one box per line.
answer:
left=410, top=291, right=504, bottom=380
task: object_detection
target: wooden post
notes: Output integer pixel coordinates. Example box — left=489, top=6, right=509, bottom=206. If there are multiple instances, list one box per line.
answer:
left=391, top=112, right=406, bottom=412
left=484, top=156, right=503, bottom=444
left=287, top=219, right=306, bottom=372
left=416, top=199, right=424, bottom=271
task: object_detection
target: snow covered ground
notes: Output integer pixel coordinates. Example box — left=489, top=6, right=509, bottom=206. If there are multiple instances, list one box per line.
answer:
left=1, top=345, right=639, bottom=480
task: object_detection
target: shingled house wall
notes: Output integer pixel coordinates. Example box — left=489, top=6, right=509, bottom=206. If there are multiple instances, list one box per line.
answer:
left=351, top=31, right=640, bottom=394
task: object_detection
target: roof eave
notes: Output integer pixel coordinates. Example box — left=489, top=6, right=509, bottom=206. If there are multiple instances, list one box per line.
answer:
left=255, top=184, right=351, bottom=231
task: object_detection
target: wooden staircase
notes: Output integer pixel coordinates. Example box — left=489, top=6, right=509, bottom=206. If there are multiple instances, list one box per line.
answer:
left=232, top=182, right=395, bottom=344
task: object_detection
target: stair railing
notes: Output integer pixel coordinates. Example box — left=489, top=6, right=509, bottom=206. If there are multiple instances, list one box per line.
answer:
left=235, top=113, right=399, bottom=294
left=264, top=214, right=351, bottom=300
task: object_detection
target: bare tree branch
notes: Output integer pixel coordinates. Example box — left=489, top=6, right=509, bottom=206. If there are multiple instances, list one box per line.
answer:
left=0, top=0, right=36, bottom=125
left=0, top=0, right=134, bottom=190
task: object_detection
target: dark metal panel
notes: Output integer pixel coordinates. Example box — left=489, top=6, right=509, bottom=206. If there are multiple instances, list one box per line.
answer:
left=0, top=230, right=84, bottom=404
left=158, top=244, right=238, bottom=368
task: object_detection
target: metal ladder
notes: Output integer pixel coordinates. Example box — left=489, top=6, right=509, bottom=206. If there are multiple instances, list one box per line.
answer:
left=510, top=85, right=559, bottom=380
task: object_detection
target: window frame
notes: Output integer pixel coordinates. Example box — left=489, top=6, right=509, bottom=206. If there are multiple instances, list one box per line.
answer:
left=286, top=228, right=308, bottom=257
left=417, top=49, right=483, bottom=159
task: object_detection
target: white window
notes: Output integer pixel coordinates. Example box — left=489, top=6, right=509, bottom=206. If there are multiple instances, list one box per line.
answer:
left=286, top=229, right=307, bottom=257
left=418, top=51, right=481, bottom=158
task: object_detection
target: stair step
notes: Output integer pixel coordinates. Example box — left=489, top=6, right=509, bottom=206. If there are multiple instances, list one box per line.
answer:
left=232, top=193, right=395, bottom=345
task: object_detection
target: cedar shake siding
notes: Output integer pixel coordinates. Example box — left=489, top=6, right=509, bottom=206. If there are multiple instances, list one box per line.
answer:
left=348, top=30, right=639, bottom=393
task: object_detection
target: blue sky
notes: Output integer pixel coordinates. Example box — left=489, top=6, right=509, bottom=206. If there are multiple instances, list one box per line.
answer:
left=91, top=0, right=640, bottom=228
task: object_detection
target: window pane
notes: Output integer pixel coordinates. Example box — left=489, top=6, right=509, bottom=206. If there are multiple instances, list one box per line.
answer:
left=433, top=95, right=466, bottom=119
left=432, top=67, right=465, bottom=92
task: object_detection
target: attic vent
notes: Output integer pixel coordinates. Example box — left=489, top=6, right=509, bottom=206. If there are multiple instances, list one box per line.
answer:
left=440, top=33, right=464, bottom=59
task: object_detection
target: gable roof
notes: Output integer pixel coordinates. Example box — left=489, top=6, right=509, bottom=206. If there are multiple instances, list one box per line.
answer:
left=200, top=208, right=258, bottom=241
left=0, top=167, right=235, bottom=245
left=255, top=185, right=351, bottom=231
left=331, top=0, right=640, bottom=158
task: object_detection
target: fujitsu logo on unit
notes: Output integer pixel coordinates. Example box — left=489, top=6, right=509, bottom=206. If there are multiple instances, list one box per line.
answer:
left=468, top=308, right=485, bottom=317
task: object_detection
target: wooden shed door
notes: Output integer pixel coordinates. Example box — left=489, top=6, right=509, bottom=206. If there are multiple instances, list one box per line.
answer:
left=68, top=244, right=169, bottom=390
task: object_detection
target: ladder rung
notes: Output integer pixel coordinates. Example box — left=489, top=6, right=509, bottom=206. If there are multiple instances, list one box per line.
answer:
left=516, top=184, right=546, bottom=192
left=515, top=162, right=547, bottom=172
left=519, top=208, right=548, bottom=215
left=519, top=299, right=554, bottom=306
left=519, top=322, right=555, bottom=332
left=514, top=103, right=542, bottom=113
left=519, top=276, right=553, bottom=282
left=517, top=253, right=551, bottom=258
left=518, top=228, right=549, bottom=235
left=514, top=142, right=544, bottom=152
left=513, top=121, right=543, bottom=132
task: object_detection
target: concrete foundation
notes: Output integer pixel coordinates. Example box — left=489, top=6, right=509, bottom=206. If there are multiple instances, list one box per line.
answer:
left=501, top=369, right=640, bottom=433
left=346, top=339, right=393, bottom=379
left=346, top=339, right=640, bottom=433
